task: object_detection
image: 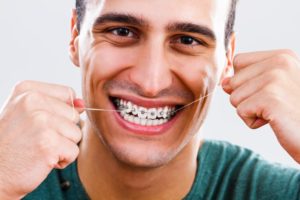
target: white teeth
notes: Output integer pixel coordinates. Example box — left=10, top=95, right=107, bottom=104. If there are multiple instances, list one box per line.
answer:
left=116, top=98, right=178, bottom=126
left=162, top=106, right=169, bottom=119
left=159, top=119, right=164, bottom=125
left=138, top=107, right=148, bottom=119
left=147, top=108, right=157, bottom=120
left=132, top=105, right=138, bottom=115
left=152, top=120, right=158, bottom=126
left=141, top=118, right=147, bottom=126
left=128, top=115, right=134, bottom=123
left=146, top=119, right=153, bottom=126
left=118, top=100, right=175, bottom=119
left=157, top=108, right=163, bottom=118
left=121, top=110, right=126, bottom=117
left=125, top=102, right=133, bottom=113
left=122, top=114, right=170, bottom=126
left=124, top=114, right=129, bottom=121
left=134, top=117, right=140, bottom=124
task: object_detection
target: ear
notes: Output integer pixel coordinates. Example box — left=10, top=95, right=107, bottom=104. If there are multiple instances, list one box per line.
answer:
left=69, top=9, right=80, bottom=67
left=219, top=33, right=236, bottom=84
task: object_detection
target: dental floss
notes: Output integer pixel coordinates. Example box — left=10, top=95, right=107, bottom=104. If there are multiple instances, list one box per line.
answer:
left=80, top=90, right=216, bottom=114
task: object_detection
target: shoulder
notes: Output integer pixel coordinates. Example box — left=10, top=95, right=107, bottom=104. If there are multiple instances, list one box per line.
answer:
left=192, top=140, right=300, bottom=200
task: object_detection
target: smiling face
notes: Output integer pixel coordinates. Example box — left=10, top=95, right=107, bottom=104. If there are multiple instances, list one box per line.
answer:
left=70, top=0, right=234, bottom=168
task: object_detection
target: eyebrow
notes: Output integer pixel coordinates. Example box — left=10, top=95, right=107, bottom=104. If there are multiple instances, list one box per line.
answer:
left=93, top=12, right=148, bottom=28
left=167, top=22, right=216, bottom=42
left=93, top=12, right=216, bottom=42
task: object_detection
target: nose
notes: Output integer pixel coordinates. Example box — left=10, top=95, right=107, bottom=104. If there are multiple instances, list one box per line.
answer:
left=129, top=38, right=173, bottom=98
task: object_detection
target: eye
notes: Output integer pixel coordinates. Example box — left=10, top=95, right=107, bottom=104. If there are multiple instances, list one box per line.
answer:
left=111, top=27, right=135, bottom=38
left=170, top=35, right=209, bottom=55
left=178, top=36, right=201, bottom=46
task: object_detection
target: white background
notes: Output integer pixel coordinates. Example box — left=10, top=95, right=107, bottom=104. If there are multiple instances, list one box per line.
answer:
left=0, top=1, right=299, bottom=168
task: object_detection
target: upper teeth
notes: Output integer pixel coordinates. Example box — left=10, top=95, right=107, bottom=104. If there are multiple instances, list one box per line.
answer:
left=118, top=99, right=176, bottom=120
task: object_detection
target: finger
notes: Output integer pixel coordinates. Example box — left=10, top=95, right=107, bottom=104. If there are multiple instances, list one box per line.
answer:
left=73, top=99, right=85, bottom=113
left=54, top=138, right=80, bottom=169
left=39, top=94, right=82, bottom=123
left=236, top=91, right=273, bottom=129
left=14, top=91, right=82, bottom=124
left=13, top=80, right=76, bottom=103
left=51, top=115, right=83, bottom=144
left=234, top=49, right=298, bottom=72
left=230, top=59, right=272, bottom=91
left=229, top=72, right=274, bottom=107
left=226, top=54, right=295, bottom=93
left=222, top=77, right=233, bottom=94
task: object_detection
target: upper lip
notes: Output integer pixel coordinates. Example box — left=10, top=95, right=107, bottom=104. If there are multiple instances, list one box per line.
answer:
left=109, top=93, right=186, bottom=108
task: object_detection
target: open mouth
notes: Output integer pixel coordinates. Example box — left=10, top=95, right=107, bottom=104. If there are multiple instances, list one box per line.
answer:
left=110, top=97, right=183, bottom=127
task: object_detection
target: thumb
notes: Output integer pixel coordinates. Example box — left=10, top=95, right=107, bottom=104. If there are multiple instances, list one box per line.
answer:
left=73, top=99, right=85, bottom=113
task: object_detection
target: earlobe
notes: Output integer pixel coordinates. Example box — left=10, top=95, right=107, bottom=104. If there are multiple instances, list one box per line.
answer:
left=69, top=9, right=80, bottom=67
left=219, top=33, right=236, bottom=84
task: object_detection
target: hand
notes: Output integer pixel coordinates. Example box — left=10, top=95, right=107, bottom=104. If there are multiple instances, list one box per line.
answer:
left=222, top=49, right=300, bottom=163
left=0, top=81, right=84, bottom=199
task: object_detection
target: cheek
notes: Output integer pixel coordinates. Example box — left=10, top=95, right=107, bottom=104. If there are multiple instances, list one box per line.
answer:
left=171, top=55, right=218, bottom=96
left=83, top=43, right=138, bottom=80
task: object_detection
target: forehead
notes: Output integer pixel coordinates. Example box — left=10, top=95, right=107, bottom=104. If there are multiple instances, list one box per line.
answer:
left=85, top=0, right=230, bottom=37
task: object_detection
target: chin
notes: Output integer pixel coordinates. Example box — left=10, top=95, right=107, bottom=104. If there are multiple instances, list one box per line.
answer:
left=101, top=136, right=178, bottom=168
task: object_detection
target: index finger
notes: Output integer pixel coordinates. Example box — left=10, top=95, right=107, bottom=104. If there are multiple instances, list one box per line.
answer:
left=13, top=80, right=76, bottom=103
left=233, top=49, right=298, bottom=72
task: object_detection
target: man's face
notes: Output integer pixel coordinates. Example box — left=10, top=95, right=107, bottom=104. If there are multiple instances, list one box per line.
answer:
left=72, top=0, right=232, bottom=167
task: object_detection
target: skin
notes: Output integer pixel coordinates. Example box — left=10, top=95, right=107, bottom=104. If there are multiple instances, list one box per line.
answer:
left=222, top=50, right=300, bottom=163
left=70, top=0, right=233, bottom=199
left=0, top=0, right=300, bottom=200
left=0, top=82, right=83, bottom=199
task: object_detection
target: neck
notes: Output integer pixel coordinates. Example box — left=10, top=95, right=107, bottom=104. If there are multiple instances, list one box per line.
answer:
left=78, top=122, right=201, bottom=200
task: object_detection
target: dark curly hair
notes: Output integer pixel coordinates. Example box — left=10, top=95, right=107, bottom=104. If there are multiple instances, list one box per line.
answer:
left=75, top=0, right=238, bottom=48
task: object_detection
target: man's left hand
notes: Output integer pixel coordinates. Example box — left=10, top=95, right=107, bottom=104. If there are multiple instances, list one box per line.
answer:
left=222, top=49, right=300, bottom=163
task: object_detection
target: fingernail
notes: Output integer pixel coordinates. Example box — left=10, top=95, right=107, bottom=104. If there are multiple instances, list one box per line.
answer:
left=73, top=99, right=85, bottom=108
left=222, top=77, right=230, bottom=86
left=222, top=77, right=232, bottom=91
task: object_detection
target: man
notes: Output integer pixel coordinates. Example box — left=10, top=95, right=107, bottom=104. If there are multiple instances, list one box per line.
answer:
left=0, top=0, right=300, bottom=199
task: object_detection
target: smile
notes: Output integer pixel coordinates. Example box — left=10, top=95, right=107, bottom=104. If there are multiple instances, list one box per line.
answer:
left=111, top=97, right=182, bottom=127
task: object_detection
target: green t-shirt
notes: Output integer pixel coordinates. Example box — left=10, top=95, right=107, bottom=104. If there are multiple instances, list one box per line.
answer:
left=23, top=140, right=300, bottom=200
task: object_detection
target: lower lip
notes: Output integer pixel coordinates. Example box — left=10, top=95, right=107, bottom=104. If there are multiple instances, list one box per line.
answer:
left=112, top=104, right=181, bottom=136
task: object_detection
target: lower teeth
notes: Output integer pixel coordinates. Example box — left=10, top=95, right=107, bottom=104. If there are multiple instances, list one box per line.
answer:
left=121, top=112, right=169, bottom=126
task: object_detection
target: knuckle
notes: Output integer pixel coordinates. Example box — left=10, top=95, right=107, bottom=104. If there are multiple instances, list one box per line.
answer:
left=65, top=87, right=76, bottom=102
left=262, top=83, right=278, bottom=96
left=21, top=91, right=44, bottom=110
left=13, top=80, right=34, bottom=94
left=271, top=54, right=293, bottom=68
left=58, top=145, right=79, bottom=169
left=278, top=49, right=297, bottom=58
left=233, top=53, right=243, bottom=66
left=70, top=146, right=80, bottom=162
left=68, top=87, right=76, bottom=97
left=74, top=127, right=83, bottom=143
left=236, top=105, right=244, bottom=118
left=230, top=93, right=239, bottom=107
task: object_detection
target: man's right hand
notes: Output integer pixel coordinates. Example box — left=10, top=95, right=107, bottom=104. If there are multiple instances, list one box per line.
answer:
left=0, top=80, right=84, bottom=199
